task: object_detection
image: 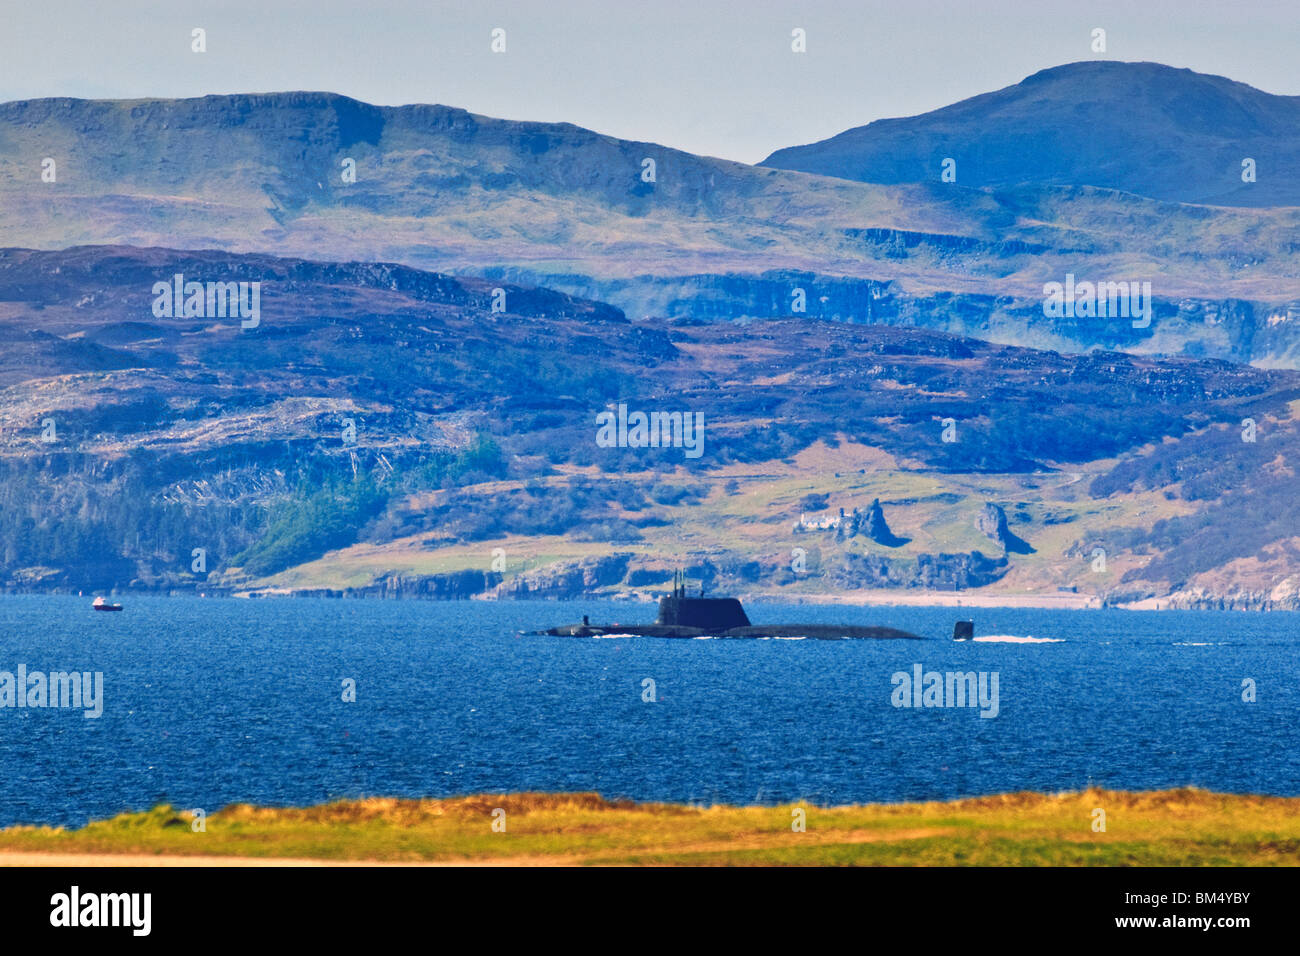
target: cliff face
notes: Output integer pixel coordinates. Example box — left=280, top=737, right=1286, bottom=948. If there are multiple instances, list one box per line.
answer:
left=915, top=552, right=1011, bottom=590
left=492, top=268, right=1300, bottom=366
left=831, top=550, right=1010, bottom=591
left=493, top=555, right=634, bottom=600
left=1115, top=587, right=1300, bottom=612
left=284, top=569, right=503, bottom=601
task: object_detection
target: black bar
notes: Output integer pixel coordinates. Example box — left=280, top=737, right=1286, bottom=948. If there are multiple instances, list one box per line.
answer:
left=0, top=865, right=1288, bottom=943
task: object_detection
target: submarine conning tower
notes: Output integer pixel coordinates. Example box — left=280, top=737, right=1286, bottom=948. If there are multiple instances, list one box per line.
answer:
left=656, top=570, right=751, bottom=630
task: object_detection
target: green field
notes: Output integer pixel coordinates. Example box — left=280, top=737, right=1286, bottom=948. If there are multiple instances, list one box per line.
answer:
left=3, top=789, right=1297, bottom=866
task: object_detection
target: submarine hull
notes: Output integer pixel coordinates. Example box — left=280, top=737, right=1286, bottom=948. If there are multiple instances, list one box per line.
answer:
left=543, top=623, right=705, bottom=638
left=535, top=577, right=943, bottom=640
left=723, top=624, right=924, bottom=640
left=540, top=622, right=924, bottom=640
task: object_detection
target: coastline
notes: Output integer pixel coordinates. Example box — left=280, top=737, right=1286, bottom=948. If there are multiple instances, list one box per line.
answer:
left=4, top=587, right=1293, bottom=612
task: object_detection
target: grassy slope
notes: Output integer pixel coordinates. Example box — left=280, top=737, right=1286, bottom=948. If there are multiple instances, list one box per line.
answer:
left=251, top=439, right=1194, bottom=600
left=2, top=789, right=1296, bottom=866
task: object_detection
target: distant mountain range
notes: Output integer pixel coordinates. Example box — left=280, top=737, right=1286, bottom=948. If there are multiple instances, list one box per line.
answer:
left=2, top=74, right=1300, bottom=366
left=5, top=64, right=1300, bottom=607
left=763, top=61, right=1300, bottom=207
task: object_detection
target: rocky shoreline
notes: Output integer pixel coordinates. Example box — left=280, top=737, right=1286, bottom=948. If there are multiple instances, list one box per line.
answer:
left=8, top=554, right=1293, bottom=611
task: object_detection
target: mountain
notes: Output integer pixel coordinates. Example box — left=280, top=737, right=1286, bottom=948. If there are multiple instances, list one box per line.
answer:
left=763, top=62, right=1300, bottom=207
left=3, top=89, right=1300, bottom=361
left=7, top=75, right=1300, bottom=607
left=3, top=244, right=1300, bottom=606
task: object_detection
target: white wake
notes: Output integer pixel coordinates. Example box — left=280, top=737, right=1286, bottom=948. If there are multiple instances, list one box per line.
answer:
left=970, top=635, right=1064, bottom=644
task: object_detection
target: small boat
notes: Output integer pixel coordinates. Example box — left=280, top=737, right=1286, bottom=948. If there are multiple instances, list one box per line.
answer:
left=91, top=596, right=123, bottom=612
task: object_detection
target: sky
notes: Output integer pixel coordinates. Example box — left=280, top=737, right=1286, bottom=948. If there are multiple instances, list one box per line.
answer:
left=1, top=0, right=1297, bottom=164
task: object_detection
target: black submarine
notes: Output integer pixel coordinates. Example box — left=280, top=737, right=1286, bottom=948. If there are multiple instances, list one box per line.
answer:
left=539, top=572, right=974, bottom=641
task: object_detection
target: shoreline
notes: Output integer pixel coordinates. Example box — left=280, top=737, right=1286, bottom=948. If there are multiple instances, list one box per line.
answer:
left=3, top=589, right=1290, bottom=612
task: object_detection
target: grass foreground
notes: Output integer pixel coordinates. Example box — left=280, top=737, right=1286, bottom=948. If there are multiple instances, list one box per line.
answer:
left=2, top=788, right=1299, bottom=866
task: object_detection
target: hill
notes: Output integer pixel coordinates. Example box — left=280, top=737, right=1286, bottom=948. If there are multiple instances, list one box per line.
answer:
left=762, top=61, right=1300, bottom=207
left=3, top=244, right=1299, bottom=605
left=2, top=90, right=1300, bottom=368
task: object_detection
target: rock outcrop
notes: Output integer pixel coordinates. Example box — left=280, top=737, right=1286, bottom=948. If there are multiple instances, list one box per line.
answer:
left=857, top=498, right=910, bottom=547
left=976, top=503, right=1035, bottom=554
left=280, top=568, right=502, bottom=600
left=831, top=549, right=1008, bottom=590
left=492, top=553, right=632, bottom=599
left=1126, top=584, right=1300, bottom=612
left=914, top=551, right=1010, bottom=589
left=831, top=552, right=905, bottom=589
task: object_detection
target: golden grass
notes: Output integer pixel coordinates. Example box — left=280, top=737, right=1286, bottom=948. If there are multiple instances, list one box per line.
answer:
left=2, top=788, right=1297, bottom=866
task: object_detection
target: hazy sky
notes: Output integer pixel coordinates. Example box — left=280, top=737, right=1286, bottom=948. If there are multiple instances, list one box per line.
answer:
left=2, top=0, right=1297, bottom=163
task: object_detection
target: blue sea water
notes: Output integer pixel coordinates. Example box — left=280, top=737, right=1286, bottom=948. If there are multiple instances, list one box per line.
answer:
left=0, top=595, right=1296, bottom=827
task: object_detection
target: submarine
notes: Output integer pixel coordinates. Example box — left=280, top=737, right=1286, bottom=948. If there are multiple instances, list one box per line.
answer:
left=538, top=572, right=974, bottom=641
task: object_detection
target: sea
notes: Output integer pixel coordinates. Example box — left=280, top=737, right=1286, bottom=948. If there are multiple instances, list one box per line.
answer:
left=1, top=595, right=1296, bottom=827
